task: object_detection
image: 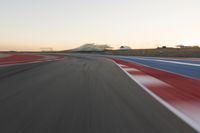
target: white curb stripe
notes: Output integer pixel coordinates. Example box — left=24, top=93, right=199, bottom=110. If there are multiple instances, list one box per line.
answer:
left=132, top=75, right=170, bottom=87
left=115, top=62, right=200, bottom=133
left=118, top=64, right=127, bottom=67
left=123, top=68, right=139, bottom=72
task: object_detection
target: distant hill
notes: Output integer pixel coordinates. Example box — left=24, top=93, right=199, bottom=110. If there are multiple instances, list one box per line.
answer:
left=69, top=44, right=112, bottom=52
left=105, top=47, right=200, bottom=57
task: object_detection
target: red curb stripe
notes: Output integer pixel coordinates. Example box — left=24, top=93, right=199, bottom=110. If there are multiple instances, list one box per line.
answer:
left=112, top=58, right=200, bottom=131
left=112, top=58, right=200, bottom=103
left=0, top=54, right=64, bottom=67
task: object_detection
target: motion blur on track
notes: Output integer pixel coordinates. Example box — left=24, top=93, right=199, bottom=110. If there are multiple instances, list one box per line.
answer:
left=0, top=53, right=198, bottom=133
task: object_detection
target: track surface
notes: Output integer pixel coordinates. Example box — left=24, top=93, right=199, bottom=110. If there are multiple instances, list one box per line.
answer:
left=0, top=54, right=197, bottom=133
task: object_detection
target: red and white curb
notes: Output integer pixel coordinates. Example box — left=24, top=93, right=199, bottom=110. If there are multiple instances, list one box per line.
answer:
left=112, top=58, right=200, bottom=133
left=0, top=55, right=64, bottom=67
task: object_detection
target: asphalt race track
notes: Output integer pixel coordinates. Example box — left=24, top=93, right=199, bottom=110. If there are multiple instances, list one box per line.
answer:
left=0, top=54, right=197, bottom=133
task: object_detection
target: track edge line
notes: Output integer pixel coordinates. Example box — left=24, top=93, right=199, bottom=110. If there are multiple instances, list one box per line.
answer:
left=111, top=59, right=200, bottom=133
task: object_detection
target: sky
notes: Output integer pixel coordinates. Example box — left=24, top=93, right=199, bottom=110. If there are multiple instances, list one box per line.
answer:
left=0, top=0, right=200, bottom=51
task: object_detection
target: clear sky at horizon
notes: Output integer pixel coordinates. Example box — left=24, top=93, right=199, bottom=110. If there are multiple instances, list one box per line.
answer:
left=0, top=0, right=200, bottom=51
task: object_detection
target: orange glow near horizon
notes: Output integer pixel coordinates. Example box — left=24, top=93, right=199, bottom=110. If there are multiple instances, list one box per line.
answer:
left=0, top=0, right=200, bottom=51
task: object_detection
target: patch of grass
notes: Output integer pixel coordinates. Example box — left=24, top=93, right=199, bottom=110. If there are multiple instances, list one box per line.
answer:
left=105, top=48, right=200, bottom=58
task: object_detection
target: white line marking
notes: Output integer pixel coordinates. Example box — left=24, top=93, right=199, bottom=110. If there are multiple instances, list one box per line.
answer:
left=122, top=57, right=200, bottom=80
left=131, top=57, right=200, bottom=67
left=174, top=102, right=200, bottom=127
left=156, top=59, right=200, bottom=67
left=123, top=68, right=139, bottom=72
left=118, top=64, right=127, bottom=67
left=113, top=62, right=200, bottom=133
left=133, top=75, right=170, bottom=87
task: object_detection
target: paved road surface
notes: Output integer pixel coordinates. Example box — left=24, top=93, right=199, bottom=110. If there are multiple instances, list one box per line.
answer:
left=0, top=54, right=197, bottom=133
